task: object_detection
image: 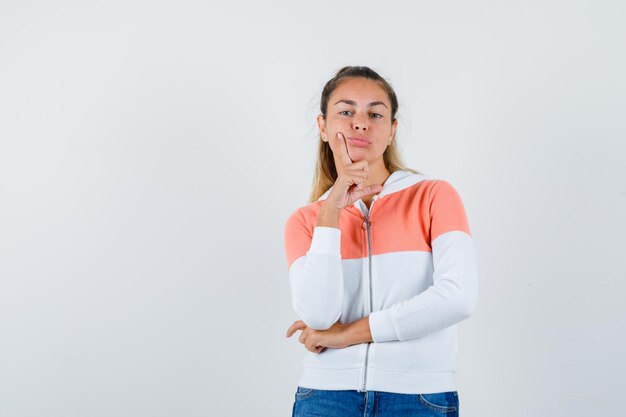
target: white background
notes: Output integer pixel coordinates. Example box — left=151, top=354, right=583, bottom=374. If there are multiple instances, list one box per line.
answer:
left=1, top=1, right=625, bottom=416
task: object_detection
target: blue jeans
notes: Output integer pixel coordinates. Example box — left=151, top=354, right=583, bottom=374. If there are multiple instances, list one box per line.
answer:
left=292, top=386, right=459, bottom=417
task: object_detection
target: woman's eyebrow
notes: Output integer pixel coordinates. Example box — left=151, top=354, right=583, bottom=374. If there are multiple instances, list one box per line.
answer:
left=333, top=99, right=388, bottom=109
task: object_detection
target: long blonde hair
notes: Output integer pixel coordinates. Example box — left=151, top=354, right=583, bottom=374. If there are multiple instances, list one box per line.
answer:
left=308, top=66, right=421, bottom=203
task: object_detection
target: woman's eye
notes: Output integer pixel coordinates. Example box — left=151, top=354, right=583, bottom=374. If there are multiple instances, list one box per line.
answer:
left=339, top=111, right=383, bottom=118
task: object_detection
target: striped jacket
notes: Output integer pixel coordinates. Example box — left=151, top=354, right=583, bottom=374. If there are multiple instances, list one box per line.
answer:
left=284, top=170, right=479, bottom=394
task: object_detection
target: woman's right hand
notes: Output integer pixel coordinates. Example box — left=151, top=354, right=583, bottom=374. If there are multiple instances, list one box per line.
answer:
left=324, top=132, right=383, bottom=210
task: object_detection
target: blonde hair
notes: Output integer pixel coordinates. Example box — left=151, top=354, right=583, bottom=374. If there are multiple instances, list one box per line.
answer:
left=308, top=66, right=421, bottom=203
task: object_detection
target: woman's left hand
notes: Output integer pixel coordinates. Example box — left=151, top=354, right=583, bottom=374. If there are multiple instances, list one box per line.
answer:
left=285, top=320, right=351, bottom=353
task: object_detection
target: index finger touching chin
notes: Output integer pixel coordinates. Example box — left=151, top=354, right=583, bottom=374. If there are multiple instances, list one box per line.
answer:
left=335, top=132, right=353, bottom=166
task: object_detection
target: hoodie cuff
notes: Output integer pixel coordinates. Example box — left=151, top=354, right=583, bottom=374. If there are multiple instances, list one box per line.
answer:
left=369, top=309, right=399, bottom=342
left=309, top=226, right=341, bottom=254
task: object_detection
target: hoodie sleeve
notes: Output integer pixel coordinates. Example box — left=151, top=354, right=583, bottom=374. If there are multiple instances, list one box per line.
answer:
left=284, top=208, right=343, bottom=330
left=368, top=180, right=479, bottom=342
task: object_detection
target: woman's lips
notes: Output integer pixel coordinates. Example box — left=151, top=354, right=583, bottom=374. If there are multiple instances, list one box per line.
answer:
left=347, top=137, right=371, bottom=147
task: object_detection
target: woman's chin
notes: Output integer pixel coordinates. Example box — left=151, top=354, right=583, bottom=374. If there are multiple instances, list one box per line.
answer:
left=348, top=151, right=379, bottom=163
left=347, top=148, right=369, bottom=159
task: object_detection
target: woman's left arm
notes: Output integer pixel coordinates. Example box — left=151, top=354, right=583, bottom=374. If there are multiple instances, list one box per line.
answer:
left=367, top=180, right=479, bottom=343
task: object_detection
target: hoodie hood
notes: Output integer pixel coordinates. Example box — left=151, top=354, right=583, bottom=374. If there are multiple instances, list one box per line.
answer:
left=316, top=169, right=428, bottom=203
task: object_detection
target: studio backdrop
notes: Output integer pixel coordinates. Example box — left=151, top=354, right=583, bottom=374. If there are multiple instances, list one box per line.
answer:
left=0, top=1, right=624, bottom=416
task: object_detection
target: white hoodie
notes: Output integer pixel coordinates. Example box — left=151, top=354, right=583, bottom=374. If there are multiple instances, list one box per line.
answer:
left=284, top=170, right=479, bottom=394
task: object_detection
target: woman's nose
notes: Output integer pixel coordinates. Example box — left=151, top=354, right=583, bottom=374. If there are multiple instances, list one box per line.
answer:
left=352, top=115, right=368, bottom=131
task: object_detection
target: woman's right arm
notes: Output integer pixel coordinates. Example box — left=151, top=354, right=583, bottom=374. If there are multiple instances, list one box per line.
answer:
left=285, top=132, right=382, bottom=330
left=284, top=205, right=343, bottom=330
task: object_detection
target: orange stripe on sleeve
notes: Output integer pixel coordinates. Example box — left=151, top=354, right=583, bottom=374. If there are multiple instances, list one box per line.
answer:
left=284, top=207, right=314, bottom=269
left=429, top=180, right=471, bottom=241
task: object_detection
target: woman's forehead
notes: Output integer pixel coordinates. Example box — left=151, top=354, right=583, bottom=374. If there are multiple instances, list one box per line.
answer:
left=331, top=78, right=389, bottom=106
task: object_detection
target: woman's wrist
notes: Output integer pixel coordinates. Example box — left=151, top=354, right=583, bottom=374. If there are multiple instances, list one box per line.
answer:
left=317, top=203, right=341, bottom=228
left=345, top=316, right=373, bottom=346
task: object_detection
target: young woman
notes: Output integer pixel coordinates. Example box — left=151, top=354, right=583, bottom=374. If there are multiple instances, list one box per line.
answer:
left=284, top=66, right=478, bottom=417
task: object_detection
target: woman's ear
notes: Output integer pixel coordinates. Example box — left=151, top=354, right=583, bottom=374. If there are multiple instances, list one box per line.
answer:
left=317, top=114, right=327, bottom=141
left=390, top=118, right=398, bottom=143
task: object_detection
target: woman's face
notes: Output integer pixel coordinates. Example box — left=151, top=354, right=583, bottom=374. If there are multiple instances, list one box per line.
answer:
left=318, top=77, right=398, bottom=164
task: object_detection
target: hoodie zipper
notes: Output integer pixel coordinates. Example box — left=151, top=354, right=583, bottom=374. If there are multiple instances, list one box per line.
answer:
left=358, top=196, right=377, bottom=392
